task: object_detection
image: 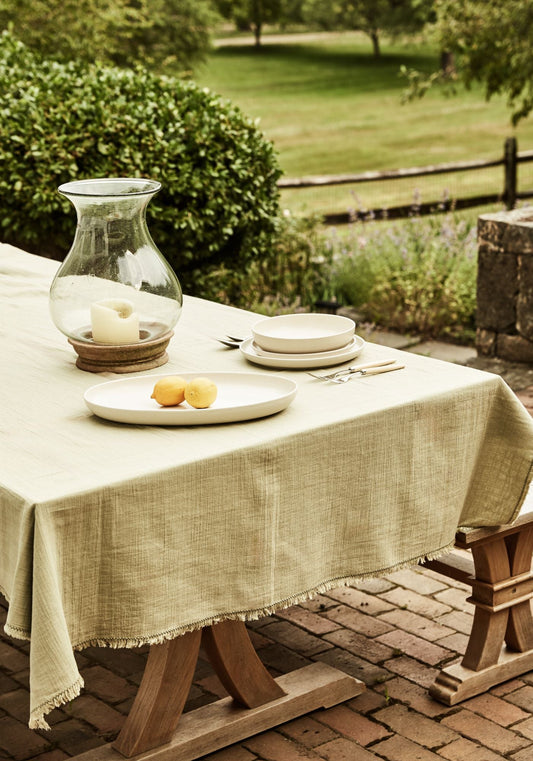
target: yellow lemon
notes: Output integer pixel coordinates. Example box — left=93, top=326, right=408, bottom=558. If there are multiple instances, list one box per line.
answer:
left=151, top=376, right=187, bottom=407
left=185, top=377, right=218, bottom=409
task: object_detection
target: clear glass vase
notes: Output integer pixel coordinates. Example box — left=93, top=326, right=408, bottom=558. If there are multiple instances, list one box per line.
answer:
left=49, top=178, right=183, bottom=371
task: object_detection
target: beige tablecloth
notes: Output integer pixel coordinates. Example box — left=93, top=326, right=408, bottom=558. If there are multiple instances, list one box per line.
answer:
left=1, top=244, right=532, bottom=728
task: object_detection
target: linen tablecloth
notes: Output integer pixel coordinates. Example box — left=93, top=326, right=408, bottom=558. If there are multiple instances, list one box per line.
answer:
left=1, top=243, right=532, bottom=728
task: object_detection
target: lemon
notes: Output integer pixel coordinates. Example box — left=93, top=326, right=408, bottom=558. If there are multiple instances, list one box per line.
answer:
left=151, top=376, right=187, bottom=407
left=185, top=377, right=218, bottom=409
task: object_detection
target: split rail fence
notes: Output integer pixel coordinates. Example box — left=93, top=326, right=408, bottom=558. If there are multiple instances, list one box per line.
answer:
left=278, top=137, right=533, bottom=224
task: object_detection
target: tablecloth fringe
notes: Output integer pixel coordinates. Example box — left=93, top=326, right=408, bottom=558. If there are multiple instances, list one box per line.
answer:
left=14, top=546, right=443, bottom=732
left=29, top=675, right=84, bottom=730
left=67, top=540, right=458, bottom=653
left=8, top=539, right=459, bottom=731
left=22, top=542, right=456, bottom=729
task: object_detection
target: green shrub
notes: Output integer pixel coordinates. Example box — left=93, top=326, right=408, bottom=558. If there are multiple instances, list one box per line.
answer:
left=0, top=32, right=282, bottom=293
left=329, top=215, right=478, bottom=343
left=195, top=213, right=335, bottom=313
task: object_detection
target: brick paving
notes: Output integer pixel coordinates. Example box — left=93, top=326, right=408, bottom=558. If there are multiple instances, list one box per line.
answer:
left=2, top=372, right=533, bottom=759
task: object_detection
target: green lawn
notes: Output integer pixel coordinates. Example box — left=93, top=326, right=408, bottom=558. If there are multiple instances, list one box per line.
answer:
left=195, top=33, right=533, bottom=216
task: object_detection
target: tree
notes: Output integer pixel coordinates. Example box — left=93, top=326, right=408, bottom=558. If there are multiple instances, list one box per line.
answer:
left=279, top=0, right=305, bottom=29
left=432, top=0, right=533, bottom=124
left=0, top=0, right=216, bottom=70
left=115, top=0, right=218, bottom=71
left=213, top=0, right=283, bottom=46
left=302, top=0, right=434, bottom=57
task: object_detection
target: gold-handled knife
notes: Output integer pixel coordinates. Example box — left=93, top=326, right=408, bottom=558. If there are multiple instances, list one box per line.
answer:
left=308, top=359, right=397, bottom=381
left=331, top=363, right=405, bottom=383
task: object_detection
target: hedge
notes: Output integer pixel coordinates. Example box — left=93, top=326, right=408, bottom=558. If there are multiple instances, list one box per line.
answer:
left=0, top=32, right=282, bottom=293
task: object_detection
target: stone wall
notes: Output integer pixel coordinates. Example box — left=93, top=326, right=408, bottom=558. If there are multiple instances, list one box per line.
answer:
left=477, top=209, right=533, bottom=363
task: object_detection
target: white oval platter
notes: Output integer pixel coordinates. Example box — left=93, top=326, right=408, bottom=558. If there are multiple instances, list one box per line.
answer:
left=84, top=372, right=297, bottom=425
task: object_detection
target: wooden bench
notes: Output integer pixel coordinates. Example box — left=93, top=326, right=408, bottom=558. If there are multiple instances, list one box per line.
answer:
left=423, top=505, right=533, bottom=705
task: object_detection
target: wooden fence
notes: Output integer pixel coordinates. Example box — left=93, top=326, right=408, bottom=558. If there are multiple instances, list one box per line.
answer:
left=278, top=137, right=533, bottom=224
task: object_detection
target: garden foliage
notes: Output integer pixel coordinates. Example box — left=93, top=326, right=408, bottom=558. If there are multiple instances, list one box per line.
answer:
left=328, top=215, right=478, bottom=342
left=0, top=32, right=282, bottom=293
left=202, top=211, right=478, bottom=344
left=0, top=0, right=216, bottom=71
left=199, top=213, right=334, bottom=312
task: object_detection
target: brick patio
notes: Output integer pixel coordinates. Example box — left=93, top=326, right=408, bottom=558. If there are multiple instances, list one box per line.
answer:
left=2, top=384, right=533, bottom=761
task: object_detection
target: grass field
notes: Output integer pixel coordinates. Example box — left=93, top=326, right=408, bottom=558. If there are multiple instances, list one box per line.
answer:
left=195, top=33, right=533, bottom=216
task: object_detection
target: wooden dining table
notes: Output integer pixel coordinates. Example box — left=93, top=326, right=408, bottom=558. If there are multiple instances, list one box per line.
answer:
left=1, top=243, right=533, bottom=761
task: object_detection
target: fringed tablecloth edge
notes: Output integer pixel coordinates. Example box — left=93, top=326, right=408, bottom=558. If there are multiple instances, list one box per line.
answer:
left=68, top=539, right=458, bottom=653
left=21, top=540, right=458, bottom=729
left=29, top=675, right=84, bottom=730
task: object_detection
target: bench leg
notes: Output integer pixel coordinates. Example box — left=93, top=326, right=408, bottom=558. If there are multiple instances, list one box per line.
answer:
left=461, top=539, right=513, bottom=671
left=504, top=528, right=533, bottom=652
left=430, top=528, right=533, bottom=705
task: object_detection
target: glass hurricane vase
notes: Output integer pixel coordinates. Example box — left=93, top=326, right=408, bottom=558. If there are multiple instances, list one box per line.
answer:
left=49, top=178, right=183, bottom=372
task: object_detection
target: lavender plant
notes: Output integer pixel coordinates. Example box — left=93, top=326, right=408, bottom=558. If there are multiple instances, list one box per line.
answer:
left=329, top=214, right=478, bottom=343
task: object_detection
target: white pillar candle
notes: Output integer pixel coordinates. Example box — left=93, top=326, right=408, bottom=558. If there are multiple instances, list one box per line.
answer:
left=90, top=299, right=140, bottom=344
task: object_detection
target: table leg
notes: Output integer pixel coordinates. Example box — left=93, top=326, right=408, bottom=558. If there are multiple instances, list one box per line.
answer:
left=113, top=629, right=202, bottom=757
left=201, top=620, right=285, bottom=707
left=86, top=619, right=363, bottom=761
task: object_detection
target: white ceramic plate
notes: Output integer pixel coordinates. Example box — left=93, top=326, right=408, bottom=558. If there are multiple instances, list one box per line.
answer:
left=240, top=335, right=365, bottom=369
left=84, top=372, right=297, bottom=425
left=252, top=313, right=355, bottom=354
left=250, top=335, right=360, bottom=361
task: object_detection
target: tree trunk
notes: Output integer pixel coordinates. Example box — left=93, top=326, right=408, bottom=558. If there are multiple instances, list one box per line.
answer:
left=371, top=31, right=380, bottom=58
left=253, top=22, right=262, bottom=46
left=440, top=50, right=456, bottom=78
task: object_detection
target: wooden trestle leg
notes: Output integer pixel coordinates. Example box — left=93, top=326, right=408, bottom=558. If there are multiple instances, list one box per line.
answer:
left=98, top=619, right=364, bottom=761
left=113, top=629, right=202, bottom=757
left=428, top=524, right=533, bottom=705
left=201, top=620, right=286, bottom=707
left=461, top=528, right=533, bottom=671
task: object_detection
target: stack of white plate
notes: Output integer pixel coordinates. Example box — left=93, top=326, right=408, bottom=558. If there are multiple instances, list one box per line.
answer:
left=240, top=313, right=365, bottom=369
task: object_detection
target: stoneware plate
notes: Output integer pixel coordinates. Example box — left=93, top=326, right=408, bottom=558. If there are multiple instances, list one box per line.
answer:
left=84, top=372, right=297, bottom=425
left=252, top=313, right=355, bottom=354
left=240, top=335, right=365, bottom=369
